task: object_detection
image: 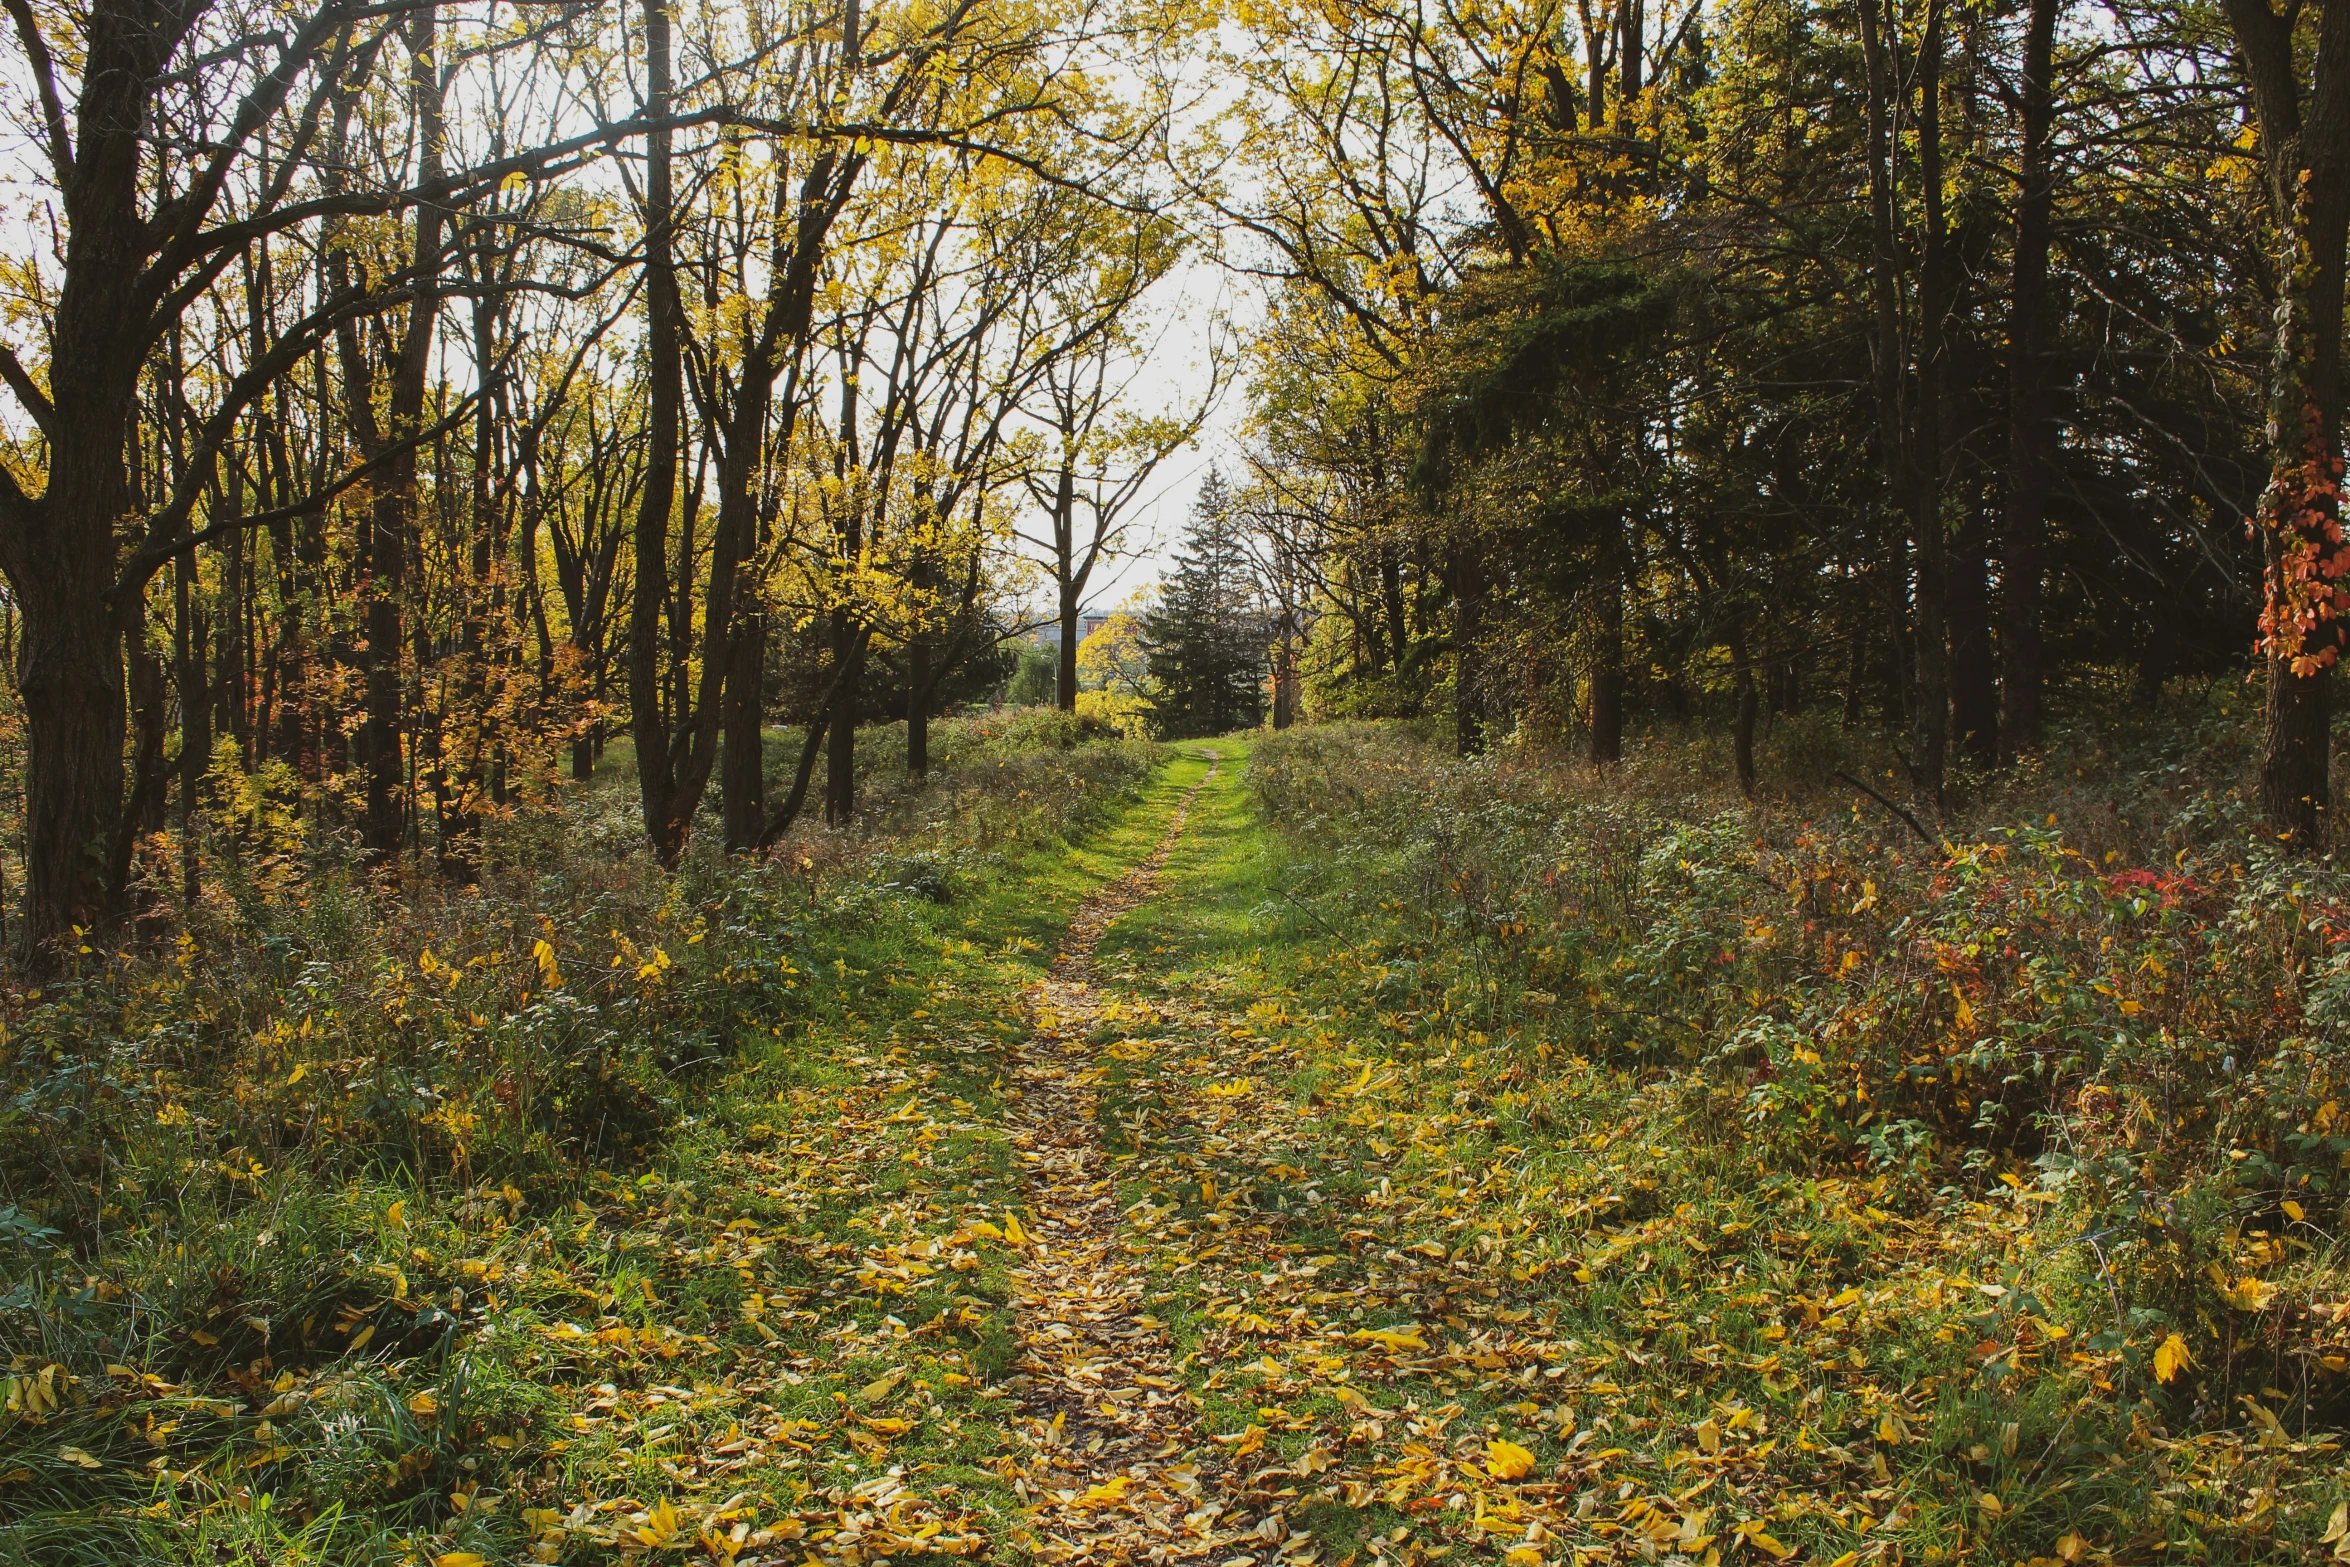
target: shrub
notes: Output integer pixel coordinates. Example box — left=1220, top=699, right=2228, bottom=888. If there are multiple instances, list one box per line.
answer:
left=1247, top=712, right=2350, bottom=1433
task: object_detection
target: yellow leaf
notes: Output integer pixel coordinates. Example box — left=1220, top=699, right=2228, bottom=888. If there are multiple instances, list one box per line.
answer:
left=387, top=1200, right=408, bottom=1231
left=1693, top=1419, right=1722, bottom=1455
left=1978, top=1493, right=2005, bottom=1517
left=1486, top=1439, right=1536, bottom=1479
left=634, top=1498, right=682, bottom=1547
left=2283, top=1200, right=2306, bottom=1222
left=1004, top=1212, right=1027, bottom=1246
left=861, top=1369, right=904, bottom=1401
left=2319, top=1501, right=2347, bottom=1546
left=1747, top=1530, right=1794, bottom=1560
left=1823, top=1555, right=1862, bottom=1567
left=1350, top=1327, right=1428, bottom=1353
left=2154, top=1333, right=2193, bottom=1384
left=1078, top=1475, right=1131, bottom=1507
left=436, top=1555, right=489, bottom=1567
left=2220, top=1275, right=2278, bottom=1311
left=285, top=1063, right=305, bottom=1086
left=58, top=1446, right=101, bottom=1470
left=2057, top=1534, right=2089, bottom=1563
left=861, top=1416, right=914, bottom=1435
left=1505, top=1549, right=1544, bottom=1567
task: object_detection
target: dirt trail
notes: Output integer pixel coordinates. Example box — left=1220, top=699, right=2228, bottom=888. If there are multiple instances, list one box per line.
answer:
left=1002, top=754, right=1233, bottom=1565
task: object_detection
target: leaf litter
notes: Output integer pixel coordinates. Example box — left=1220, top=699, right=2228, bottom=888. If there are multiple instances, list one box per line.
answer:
left=1005, top=752, right=1236, bottom=1563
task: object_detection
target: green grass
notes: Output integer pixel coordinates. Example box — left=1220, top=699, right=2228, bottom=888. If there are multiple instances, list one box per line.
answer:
left=1078, top=726, right=2349, bottom=1567
left=0, top=722, right=1167, bottom=1566
left=13, top=714, right=2345, bottom=1566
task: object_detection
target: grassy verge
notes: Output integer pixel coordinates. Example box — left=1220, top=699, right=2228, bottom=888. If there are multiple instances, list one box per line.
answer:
left=1088, top=725, right=2348, bottom=1567
left=0, top=717, right=1164, bottom=1565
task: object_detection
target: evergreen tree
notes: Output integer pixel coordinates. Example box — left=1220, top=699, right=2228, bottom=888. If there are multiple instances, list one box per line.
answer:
left=1143, top=471, right=1268, bottom=737
left=1006, top=642, right=1060, bottom=706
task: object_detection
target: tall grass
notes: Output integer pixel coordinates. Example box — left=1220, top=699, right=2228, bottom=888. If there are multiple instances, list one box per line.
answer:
left=0, top=715, right=1157, bottom=1562
left=1248, top=710, right=2350, bottom=1434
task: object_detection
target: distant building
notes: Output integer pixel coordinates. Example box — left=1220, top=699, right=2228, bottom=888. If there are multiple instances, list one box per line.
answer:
left=1034, top=612, right=1116, bottom=648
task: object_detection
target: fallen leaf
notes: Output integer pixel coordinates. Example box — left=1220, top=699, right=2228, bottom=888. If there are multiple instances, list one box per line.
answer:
left=1486, top=1439, right=1536, bottom=1480
left=633, top=1498, right=683, bottom=1547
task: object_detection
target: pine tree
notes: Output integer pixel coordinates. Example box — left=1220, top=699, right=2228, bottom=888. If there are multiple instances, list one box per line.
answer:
left=1143, top=471, right=1268, bottom=738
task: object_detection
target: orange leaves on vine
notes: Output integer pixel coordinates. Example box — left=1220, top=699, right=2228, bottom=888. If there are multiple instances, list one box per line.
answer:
left=2254, top=400, right=2350, bottom=675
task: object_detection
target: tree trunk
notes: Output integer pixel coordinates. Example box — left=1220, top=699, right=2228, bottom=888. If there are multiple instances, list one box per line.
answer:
left=1729, top=624, right=1759, bottom=799
left=2001, top=0, right=2059, bottom=759
left=113, top=598, right=170, bottom=911
left=217, top=504, right=245, bottom=753
left=1271, top=614, right=1297, bottom=729
left=627, top=0, right=690, bottom=862
left=2221, top=0, right=2350, bottom=846
left=1842, top=591, right=1866, bottom=728
left=1052, top=453, right=1082, bottom=714
left=1452, top=541, right=1486, bottom=756
left=722, top=606, right=766, bottom=851
left=16, top=591, right=127, bottom=954
left=1949, top=507, right=1997, bottom=761
left=907, top=632, right=932, bottom=780
left=825, top=610, right=861, bottom=825
left=760, top=625, right=870, bottom=849
left=177, top=553, right=206, bottom=908
left=761, top=715, right=830, bottom=850
left=1908, top=0, right=1951, bottom=809
left=361, top=7, right=447, bottom=868
left=1057, top=583, right=1080, bottom=714
left=1857, top=0, right=1921, bottom=781
left=1588, top=574, right=1624, bottom=767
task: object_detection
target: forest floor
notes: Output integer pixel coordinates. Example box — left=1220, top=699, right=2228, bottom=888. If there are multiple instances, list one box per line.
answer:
left=14, top=730, right=2345, bottom=1567
left=472, top=739, right=2189, bottom=1567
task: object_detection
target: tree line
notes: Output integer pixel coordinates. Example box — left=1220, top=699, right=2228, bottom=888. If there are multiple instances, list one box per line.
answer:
left=0, top=0, right=1212, bottom=962
left=1201, top=0, right=2348, bottom=831
left=3, top=0, right=2345, bottom=964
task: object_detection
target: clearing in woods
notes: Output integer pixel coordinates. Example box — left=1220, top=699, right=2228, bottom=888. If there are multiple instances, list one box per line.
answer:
left=48, top=736, right=2334, bottom=1567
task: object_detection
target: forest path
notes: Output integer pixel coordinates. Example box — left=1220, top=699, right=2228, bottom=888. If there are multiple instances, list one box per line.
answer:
left=1001, top=750, right=1232, bottom=1564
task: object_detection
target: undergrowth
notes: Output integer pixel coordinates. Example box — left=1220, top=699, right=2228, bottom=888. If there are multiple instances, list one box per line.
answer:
left=1068, top=710, right=2349, bottom=1566
left=0, top=713, right=1157, bottom=1564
